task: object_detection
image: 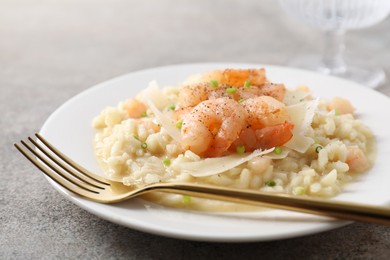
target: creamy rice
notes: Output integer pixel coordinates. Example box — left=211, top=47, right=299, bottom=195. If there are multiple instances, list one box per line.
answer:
left=92, top=74, right=375, bottom=211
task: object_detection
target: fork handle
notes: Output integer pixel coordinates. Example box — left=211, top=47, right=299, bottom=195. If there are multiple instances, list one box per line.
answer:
left=145, top=183, right=390, bottom=225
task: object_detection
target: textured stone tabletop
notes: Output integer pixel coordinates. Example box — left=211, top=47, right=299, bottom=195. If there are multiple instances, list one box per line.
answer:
left=1, top=0, right=390, bottom=259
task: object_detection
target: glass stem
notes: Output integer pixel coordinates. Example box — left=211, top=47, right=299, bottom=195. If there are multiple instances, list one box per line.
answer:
left=321, top=30, right=347, bottom=75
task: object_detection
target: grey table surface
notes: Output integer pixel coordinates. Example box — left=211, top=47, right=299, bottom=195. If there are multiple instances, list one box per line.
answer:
left=1, top=0, right=390, bottom=259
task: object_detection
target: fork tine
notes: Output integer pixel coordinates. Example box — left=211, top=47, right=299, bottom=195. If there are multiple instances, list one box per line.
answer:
left=14, top=142, right=102, bottom=199
left=16, top=139, right=102, bottom=194
left=35, top=133, right=111, bottom=186
left=29, top=136, right=108, bottom=190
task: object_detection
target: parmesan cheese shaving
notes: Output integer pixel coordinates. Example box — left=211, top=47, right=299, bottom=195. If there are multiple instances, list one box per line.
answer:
left=179, top=148, right=274, bottom=177
left=284, top=89, right=311, bottom=106
left=285, top=99, right=318, bottom=153
left=139, top=80, right=170, bottom=110
left=145, top=98, right=181, bottom=143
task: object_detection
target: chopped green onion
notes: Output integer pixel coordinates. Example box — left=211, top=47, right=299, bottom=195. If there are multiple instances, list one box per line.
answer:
left=238, top=98, right=246, bottom=104
left=163, top=158, right=171, bottom=166
left=334, top=109, right=340, bottom=116
left=176, top=121, right=183, bottom=129
left=294, top=186, right=305, bottom=195
left=210, top=80, right=219, bottom=88
left=141, top=111, right=148, bottom=117
left=315, top=145, right=323, bottom=153
left=226, top=87, right=237, bottom=94
left=274, top=146, right=282, bottom=155
left=133, top=135, right=139, bottom=140
left=182, top=195, right=192, bottom=204
left=236, top=145, right=246, bottom=155
left=141, top=142, right=148, bottom=149
left=167, top=104, right=176, bottom=111
left=265, top=180, right=276, bottom=187
left=244, top=80, right=251, bottom=88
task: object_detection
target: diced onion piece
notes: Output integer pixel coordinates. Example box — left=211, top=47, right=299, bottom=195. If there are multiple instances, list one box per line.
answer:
left=179, top=148, right=274, bottom=177
left=285, top=99, right=318, bottom=153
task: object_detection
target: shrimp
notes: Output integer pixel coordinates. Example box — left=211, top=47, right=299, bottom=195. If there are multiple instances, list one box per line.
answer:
left=123, top=98, right=147, bottom=118
left=178, top=83, right=210, bottom=108
left=140, top=120, right=161, bottom=133
left=178, top=82, right=286, bottom=107
left=205, top=68, right=286, bottom=101
left=202, top=68, right=267, bottom=87
left=256, top=83, right=286, bottom=102
left=207, top=83, right=286, bottom=102
left=234, top=122, right=294, bottom=152
left=178, top=69, right=286, bottom=108
left=180, top=97, right=247, bottom=157
left=232, top=96, right=294, bottom=151
left=242, top=96, right=291, bottom=128
left=346, top=146, right=370, bottom=172
left=173, top=106, right=193, bottom=121
left=327, top=97, right=355, bottom=115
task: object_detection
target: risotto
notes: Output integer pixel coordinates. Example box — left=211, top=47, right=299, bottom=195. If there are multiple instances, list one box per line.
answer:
left=92, top=68, right=375, bottom=211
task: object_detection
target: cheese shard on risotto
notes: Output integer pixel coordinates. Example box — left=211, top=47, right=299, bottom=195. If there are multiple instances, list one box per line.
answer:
left=178, top=148, right=274, bottom=177
left=285, top=99, right=318, bottom=153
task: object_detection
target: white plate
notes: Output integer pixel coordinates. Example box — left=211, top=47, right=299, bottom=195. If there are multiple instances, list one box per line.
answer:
left=40, top=63, right=390, bottom=242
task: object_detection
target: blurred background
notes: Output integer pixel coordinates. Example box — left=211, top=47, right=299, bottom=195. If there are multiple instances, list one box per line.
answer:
left=1, top=0, right=390, bottom=259
left=1, top=0, right=389, bottom=97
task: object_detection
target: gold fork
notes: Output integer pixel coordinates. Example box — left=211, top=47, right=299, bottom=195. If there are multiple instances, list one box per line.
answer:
left=15, top=133, right=390, bottom=225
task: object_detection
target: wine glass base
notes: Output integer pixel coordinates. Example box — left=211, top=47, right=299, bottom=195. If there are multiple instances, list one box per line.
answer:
left=287, top=56, right=386, bottom=89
